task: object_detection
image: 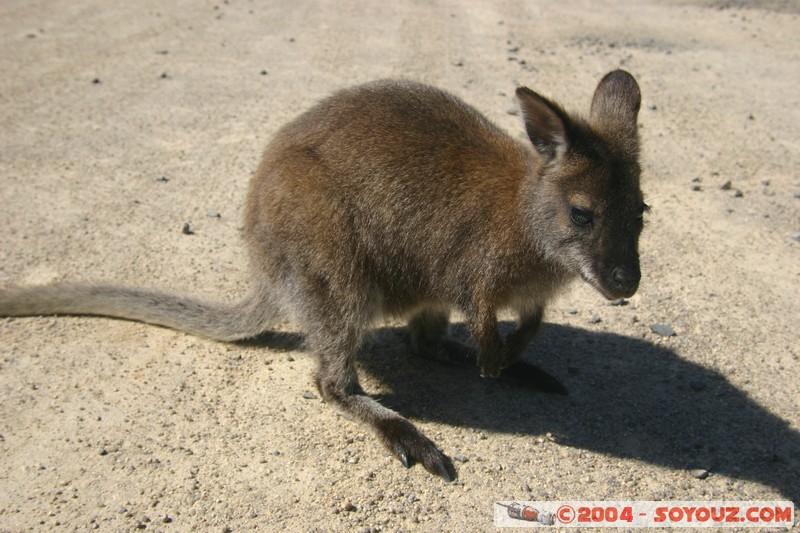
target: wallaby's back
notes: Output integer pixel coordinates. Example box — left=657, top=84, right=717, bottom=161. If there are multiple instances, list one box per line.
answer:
left=245, top=80, right=560, bottom=319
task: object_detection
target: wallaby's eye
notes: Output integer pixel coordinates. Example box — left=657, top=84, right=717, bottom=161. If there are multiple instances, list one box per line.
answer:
left=570, top=207, right=594, bottom=228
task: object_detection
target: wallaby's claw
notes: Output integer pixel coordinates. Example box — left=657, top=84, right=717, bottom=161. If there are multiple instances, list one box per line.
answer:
left=432, top=455, right=457, bottom=483
left=397, top=449, right=412, bottom=469
left=378, top=418, right=457, bottom=482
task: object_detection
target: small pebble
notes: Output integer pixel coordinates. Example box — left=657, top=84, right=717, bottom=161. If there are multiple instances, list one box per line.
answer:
left=609, top=298, right=628, bottom=306
left=206, top=210, right=221, bottom=218
left=648, top=103, right=657, bottom=111
left=649, top=324, right=676, bottom=337
left=155, top=175, right=169, bottom=182
left=720, top=180, right=732, bottom=190
left=691, top=468, right=710, bottom=480
left=590, top=315, right=602, bottom=324
left=302, top=391, right=317, bottom=400
left=453, top=454, right=469, bottom=463
left=92, top=78, right=101, bottom=84
left=506, top=107, right=519, bottom=116
left=793, top=192, right=800, bottom=199
left=260, top=69, right=268, bottom=75
left=181, top=223, right=194, bottom=235
left=691, top=184, right=702, bottom=192
left=341, top=502, right=357, bottom=512
left=733, top=189, right=744, bottom=198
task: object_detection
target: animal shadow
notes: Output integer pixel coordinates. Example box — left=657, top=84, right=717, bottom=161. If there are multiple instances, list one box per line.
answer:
left=357, top=321, right=799, bottom=504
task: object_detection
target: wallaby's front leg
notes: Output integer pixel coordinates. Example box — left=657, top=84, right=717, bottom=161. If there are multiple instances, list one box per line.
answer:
left=407, top=308, right=472, bottom=364
left=407, top=308, right=450, bottom=359
left=503, top=305, right=545, bottom=368
left=470, top=302, right=545, bottom=377
left=468, top=301, right=506, bottom=378
left=311, top=325, right=456, bottom=481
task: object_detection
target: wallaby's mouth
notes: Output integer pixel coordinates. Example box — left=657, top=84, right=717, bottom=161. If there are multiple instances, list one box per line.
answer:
left=581, top=266, right=640, bottom=301
left=603, top=283, right=639, bottom=300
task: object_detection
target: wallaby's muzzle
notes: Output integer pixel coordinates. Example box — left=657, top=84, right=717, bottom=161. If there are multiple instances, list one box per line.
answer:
left=610, top=264, right=641, bottom=298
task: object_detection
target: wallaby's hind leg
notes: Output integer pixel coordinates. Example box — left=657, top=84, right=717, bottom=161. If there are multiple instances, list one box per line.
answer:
left=309, top=318, right=456, bottom=481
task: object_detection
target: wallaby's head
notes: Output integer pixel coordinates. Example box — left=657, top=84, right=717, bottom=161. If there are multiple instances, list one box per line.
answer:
left=518, top=70, right=647, bottom=300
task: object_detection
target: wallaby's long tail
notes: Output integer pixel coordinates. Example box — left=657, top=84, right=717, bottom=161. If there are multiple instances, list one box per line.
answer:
left=0, top=283, right=277, bottom=342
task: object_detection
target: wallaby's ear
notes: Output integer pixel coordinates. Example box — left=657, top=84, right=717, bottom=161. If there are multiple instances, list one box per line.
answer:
left=590, top=70, right=641, bottom=132
left=516, top=86, right=569, bottom=163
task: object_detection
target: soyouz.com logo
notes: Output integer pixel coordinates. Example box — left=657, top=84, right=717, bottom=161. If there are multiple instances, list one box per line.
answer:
left=493, top=501, right=795, bottom=528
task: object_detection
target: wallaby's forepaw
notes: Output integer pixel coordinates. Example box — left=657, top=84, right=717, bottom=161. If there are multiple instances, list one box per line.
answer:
left=477, top=350, right=503, bottom=379
left=376, top=417, right=456, bottom=482
left=479, top=343, right=526, bottom=377
left=479, top=365, right=501, bottom=379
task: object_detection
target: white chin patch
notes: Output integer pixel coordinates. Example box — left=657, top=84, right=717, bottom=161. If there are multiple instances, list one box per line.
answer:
left=577, top=261, right=611, bottom=299
left=576, top=258, right=599, bottom=287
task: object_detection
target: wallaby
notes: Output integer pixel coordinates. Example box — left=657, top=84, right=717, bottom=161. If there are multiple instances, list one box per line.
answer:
left=0, top=70, right=647, bottom=481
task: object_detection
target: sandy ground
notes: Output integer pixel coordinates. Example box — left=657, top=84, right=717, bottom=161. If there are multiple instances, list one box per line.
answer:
left=1, top=0, right=799, bottom=531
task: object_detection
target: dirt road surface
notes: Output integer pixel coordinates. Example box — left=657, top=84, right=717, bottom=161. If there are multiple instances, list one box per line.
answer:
left=1, top=0, right=798, bottom=531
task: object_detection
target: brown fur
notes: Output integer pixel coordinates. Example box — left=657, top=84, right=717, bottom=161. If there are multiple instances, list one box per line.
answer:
left=0, top=71, right=646, bottom=481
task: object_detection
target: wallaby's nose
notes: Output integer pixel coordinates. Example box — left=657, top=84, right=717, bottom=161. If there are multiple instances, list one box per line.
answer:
left=612, top=266, right=640, bottom=293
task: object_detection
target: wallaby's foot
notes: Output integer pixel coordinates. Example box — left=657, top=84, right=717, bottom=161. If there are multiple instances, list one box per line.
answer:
left=375, top=417, right=456, bottom=481
left=311, top=321, right=457, bottom=481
